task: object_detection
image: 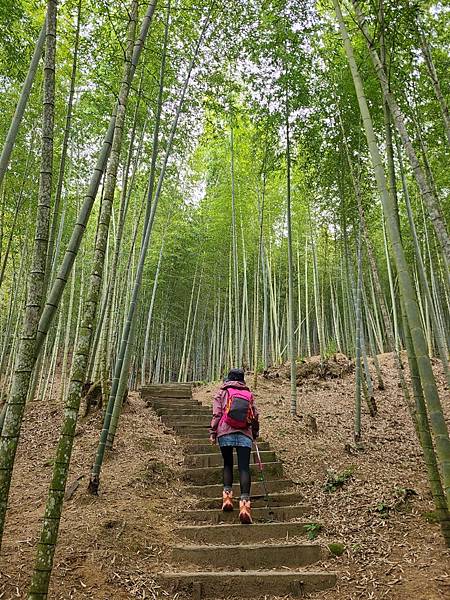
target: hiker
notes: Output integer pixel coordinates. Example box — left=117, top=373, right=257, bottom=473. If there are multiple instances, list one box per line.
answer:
left=209, top=368, right=259, bottom=524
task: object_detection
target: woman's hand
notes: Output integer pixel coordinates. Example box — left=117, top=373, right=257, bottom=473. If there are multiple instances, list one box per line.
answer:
left=209, top=434, right=217, bottom=445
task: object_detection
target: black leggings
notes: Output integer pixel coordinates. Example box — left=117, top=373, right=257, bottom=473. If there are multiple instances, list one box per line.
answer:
left=220, top=446, right=251, bottom=498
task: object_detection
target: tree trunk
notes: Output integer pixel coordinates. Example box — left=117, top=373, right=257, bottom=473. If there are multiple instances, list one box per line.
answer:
left=417, top=24, right=450, bottom=148
left=27, top=5, right=156, bottom=596
left=334, top=0, right=450, bottom=513
left=400, top=297, right=450, bottom=545
left=285, top=89, right=297, bottom=416
left=141, top=235, right=165, bottom=384
left=0, top=21, right=46, bottom=188
left=395, top=135, right=450, bottom=388
left=35, top=0, right=158, bottom=354
left=230, top=119, right=240, bottom=366
left=253, top=172, right=266, bottom=388
left=45, top=0, right=82, bottom=288
left=88, top=11, right=209, bottom=491
left=0, top=0, right=57, bottom=548
left=352, top=0, right=450, bottom=275
left=354, top=220, right=363, bottom=442
left=338, top=107, right=410, bottom=406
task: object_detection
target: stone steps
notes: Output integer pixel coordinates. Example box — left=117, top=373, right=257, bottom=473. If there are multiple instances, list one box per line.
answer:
left=148, top=400, right=200, bottom=409
left=143, top=395, right=195, bottom=404
left=171, top=425, right=210, bottom=435
left=195, top=490, right=304, bottom=509
left=185, top=450, right=276, bottom=468
left=190, top=478, right=293, bottom=498
left=163, top=416, right=211, bottom=427
left=172, top=542, right=323, bottom=569
left=155, top=407, right=211, bottom=416
left=185, top=440, right=271, bottom=454
left=175, top=520, right=313, bottom=544
left=184, top=461, right=283, bottom=485
left=181, top=503, right=311, bottom=524
left=160, top=571, right=337, bottom=598
left=141, top=383, right=193, bottom=399
left=140, top=384, right=336, bottom=598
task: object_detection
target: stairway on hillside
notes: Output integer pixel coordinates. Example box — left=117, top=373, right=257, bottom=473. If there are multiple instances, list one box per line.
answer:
left=140, top=383, right=336, bottom=599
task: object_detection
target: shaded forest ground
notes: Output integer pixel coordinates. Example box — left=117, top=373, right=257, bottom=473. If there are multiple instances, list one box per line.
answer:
left=1, top=353, right=449, bottom=599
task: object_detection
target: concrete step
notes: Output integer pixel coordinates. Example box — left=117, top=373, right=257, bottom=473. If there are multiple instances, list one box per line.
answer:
left=160, top=570, right=337, bottom=597
left=143, top=393, right=194, bottom=402
left=185, top=440, right=271, bottom=454
left=184, top=461, right=283, bottom=485
left=196, top=490, right=304, bottom=509
left=190, top=479, right=292, bottom=498
left=146, top=395, right=197, bottom=404
left=163, top=416, right=211, bottom=427
left=155, top=407, right=211, bottom=416
left=171, top=424, right=209, bottom=434
left=181, top=503, right=311, bottom=524
left=183, top=438, right=213, bottom=444
left=148, top=400, right=200, bottom=410
left=175, top=520, right=314, bottom=544
left=140, top=384, right=192, bottom=398
left=141, top=382, right=192, bottom=389
left=172, top=542, right=323, bottom=569
left=185, top=450, right=277, bottom=468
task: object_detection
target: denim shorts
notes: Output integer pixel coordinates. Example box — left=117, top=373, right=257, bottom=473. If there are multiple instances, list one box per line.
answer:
left=218, top=433, right=253, bottom=448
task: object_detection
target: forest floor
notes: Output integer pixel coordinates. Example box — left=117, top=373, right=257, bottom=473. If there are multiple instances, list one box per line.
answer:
left=1, top=352, right=449, bottom=599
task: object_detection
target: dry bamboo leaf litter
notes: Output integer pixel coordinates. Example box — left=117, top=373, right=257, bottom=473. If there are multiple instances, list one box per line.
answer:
left=195, top=353, right=449, bottom=600
left=1, top=354, right=449, bottom=599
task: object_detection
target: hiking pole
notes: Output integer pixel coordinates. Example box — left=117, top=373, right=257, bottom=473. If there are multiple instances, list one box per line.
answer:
left=253, top=441, right=274, bottom=518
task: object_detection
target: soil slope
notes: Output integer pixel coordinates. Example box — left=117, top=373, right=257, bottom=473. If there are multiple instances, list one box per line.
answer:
left=195, top=353, right=450, bottom=600
left=1, top=352, right=449, bottom=599
left=0, top=392, right=186, bottom=598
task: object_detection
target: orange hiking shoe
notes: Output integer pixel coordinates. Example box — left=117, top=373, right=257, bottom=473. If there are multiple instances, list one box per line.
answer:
left=239, top=499, right=252, bottom=524
left=222, top=490, right=234, bottom=512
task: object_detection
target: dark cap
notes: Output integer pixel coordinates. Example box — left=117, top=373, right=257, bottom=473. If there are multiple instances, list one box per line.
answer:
left=225, top=368, right=245, bottom=383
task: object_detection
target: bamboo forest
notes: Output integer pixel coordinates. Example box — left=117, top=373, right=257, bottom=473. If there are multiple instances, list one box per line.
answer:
left=0, top=0, right=449, bottom=598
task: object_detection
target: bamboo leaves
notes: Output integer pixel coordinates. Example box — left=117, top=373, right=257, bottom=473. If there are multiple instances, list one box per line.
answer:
left=333, top=0, right=450, bottom=518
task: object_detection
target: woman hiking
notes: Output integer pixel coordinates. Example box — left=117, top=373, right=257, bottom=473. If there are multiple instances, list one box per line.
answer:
left=209, top=368, right=259, bottom=524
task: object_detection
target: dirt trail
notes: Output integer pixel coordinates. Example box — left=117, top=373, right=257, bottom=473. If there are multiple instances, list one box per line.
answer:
left=1, top=352, right=449, bottom=599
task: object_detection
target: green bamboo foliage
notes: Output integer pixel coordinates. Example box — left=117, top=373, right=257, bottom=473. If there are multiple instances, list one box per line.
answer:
left=416, top=20, right=450, bottom=149
left=0, top=21, right=46, bottom=188
left=0, top=140, right=35, bottom=289
left=27, top=5, right=157, bottom=596
left=333, top=0, right=450, bottom=512
left=89, top=12, right=209, bottom=491
left=35, top=0, right=158, bottom=356
left=352, top=0, right=450, bottom=276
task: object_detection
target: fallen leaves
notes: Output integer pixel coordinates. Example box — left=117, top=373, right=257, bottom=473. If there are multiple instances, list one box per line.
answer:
left=196, top=352, right=450, bottom=600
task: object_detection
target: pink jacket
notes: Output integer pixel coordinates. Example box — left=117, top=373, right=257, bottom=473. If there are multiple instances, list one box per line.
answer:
left=209, top=381, right=259, bottom=441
